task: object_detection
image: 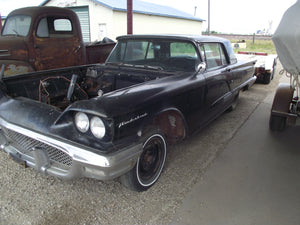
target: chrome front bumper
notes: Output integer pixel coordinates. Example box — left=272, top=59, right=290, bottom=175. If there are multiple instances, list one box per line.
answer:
left=0, top=117, right=142, bottom=181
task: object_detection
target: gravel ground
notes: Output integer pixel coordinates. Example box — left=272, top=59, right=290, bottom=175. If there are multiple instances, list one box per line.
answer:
left=0, top=62, right=282, bottom=225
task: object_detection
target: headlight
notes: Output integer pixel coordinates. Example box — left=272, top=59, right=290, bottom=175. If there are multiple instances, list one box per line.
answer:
left=90, top=116, right=106, bottom=139
left=75, top=112, right=89, bottom=133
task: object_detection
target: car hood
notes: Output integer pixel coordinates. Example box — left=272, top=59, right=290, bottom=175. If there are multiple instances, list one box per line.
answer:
left=0, top=96, right=61, bottom=133
left=63, top=74, right=186, bottom=119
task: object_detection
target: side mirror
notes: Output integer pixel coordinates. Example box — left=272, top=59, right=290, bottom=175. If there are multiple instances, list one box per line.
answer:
left=196, top=62, right=206, bottom=74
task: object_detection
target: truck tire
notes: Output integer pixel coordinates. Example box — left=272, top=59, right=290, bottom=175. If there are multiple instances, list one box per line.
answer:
left=120, top=129, right=167, bottom=191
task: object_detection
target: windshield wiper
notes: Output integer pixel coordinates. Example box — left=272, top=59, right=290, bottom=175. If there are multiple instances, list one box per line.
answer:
left=106, top=62, right=163, bottom=71
left=106, top=62, right=134, bottom=67
left=12, top=29, right=21, bottom=36
left=135, top=65, right=163, bottom=71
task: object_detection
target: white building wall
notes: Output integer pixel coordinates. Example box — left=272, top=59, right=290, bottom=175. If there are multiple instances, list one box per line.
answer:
left=83, top=1, right=114, bottom=41
left=44, top=0, right=115, bottom=41
left=112, top=12, right=203, bottom=40
left=112, top=11, right=127, bottom=39
left=44, top=0, right=203, bottom=41
left=133, top=13, right=203, bottom=36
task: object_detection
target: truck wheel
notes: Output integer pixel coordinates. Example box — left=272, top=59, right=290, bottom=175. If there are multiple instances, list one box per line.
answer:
left=120, top=130, right=167, bottom=191
left=269, top=115, right=286, bottom=131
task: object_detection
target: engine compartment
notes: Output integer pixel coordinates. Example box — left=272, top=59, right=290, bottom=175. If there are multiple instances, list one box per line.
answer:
left=2, top=65, right=166, bottom=110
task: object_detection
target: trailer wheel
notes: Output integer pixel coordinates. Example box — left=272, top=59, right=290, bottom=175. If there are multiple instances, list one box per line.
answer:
left=120, top=129, right=166, bottom=192
left=269, top=115, right=286, bottom=131
left=269, top=83, right=294, bottom=131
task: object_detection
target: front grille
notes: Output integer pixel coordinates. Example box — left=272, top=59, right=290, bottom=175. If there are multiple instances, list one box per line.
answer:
left=2, top=127, right=72, bottom=168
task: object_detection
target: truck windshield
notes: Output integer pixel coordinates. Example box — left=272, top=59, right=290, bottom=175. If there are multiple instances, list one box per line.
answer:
left=107, top=39, right=200, bottom=72
left=2, top=15, right=31, bottom=37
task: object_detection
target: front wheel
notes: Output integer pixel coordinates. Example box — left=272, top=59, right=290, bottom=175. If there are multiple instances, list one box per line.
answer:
left=120, top=130, right=167, bottom=191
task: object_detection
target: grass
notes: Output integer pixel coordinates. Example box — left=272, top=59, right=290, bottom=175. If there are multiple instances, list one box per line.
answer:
left=230, top=39, right=277, bottom=54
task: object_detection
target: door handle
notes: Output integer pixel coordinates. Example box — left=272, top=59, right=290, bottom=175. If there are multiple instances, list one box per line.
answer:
left=74, top=45, right=81, bottom=53
left=222, top=68, right=232, bottom=72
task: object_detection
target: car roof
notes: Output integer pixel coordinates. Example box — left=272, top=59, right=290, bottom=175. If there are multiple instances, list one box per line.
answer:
left=116, top=34, right=229, bottom=44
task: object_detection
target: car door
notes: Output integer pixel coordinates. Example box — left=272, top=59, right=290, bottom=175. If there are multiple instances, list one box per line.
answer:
left=33, top=16, right=84, bottom=71
left=200, top=43, right=233, bottom=122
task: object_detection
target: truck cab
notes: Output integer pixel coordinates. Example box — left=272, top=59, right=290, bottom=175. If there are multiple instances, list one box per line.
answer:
left=0, top=7, right=86, bottom=76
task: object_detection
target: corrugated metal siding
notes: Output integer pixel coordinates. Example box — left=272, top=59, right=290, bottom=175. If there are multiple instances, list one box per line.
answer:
left=69, top=6, right=90, bottom=42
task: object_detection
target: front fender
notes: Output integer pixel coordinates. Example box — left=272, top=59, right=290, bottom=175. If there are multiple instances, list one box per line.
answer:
left=0, top=60, right=35, bottom=76
left=148, top=107, right=188, bottom=143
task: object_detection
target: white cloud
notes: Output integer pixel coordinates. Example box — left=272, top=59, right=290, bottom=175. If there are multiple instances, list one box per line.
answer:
left=0, top=0, right=42, bottom=16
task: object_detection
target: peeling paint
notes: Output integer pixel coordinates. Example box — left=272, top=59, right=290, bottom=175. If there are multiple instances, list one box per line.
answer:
left=4, top=64, right=33, bottom=76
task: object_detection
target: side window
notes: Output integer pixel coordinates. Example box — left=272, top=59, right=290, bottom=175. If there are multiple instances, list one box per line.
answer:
left=37, top=18, right=49, bottom=37
left=201, top=43, right=228, bottom=69
left=219, top=45, right=228, bottom=65
left=37, top=17, right=73, bottom=38
left=199, top=45, right=206, bottom=62
left=170, top=42, right=197, bottom=57
left=146, top=42, right=155, bottom=59
left=53, top=19, right=72, bottom=32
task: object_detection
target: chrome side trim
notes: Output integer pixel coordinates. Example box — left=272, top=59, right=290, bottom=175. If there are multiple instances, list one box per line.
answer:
left=0, top=50, right=10, bottom=57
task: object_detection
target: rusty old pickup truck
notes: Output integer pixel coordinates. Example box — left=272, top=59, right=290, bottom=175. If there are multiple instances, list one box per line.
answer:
left=0, top=6, right=115, bottom=76
left=0, top=35, right=256, bottom=191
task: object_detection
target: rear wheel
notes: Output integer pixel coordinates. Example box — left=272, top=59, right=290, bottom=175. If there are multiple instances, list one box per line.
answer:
left=120, top=130, right=167, bottom=192
left=227, top=91, right=239, bottom=112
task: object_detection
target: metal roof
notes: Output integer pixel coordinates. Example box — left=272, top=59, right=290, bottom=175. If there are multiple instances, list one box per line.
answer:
left=41, top=0, right=204, bottom=22
left=95, top=0, right=204, bottom=21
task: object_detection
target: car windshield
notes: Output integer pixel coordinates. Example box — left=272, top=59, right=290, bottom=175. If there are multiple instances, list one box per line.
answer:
left=107, top=39, right=200, bottom=72
left=2, top=15, right=32, bottom=37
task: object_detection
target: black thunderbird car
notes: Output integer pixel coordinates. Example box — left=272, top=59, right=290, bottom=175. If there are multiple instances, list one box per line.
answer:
left=0, top=35, right=256, bottom=191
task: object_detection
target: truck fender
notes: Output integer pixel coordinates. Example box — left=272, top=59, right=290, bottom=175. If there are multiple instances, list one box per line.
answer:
left=0, top=60, right=35, bottom=76
left=143, top=108, right=188, bottom=144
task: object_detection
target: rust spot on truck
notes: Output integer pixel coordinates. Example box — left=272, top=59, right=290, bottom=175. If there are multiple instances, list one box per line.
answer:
left=4, top=64, right=34, bottom=76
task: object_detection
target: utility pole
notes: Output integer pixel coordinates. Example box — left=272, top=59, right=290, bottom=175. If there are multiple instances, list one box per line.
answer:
left=208, top=0, right=210, bottom=35
left=127, top=0, right=133, bottom=35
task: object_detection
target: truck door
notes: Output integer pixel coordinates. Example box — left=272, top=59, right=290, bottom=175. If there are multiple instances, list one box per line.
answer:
left=200, top=43, right=233, bottom=120
left=33, top=17, right=84, bottom=71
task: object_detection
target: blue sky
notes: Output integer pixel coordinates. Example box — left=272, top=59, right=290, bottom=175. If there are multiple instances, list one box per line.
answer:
left=0, top=0, right=297, bottom=34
